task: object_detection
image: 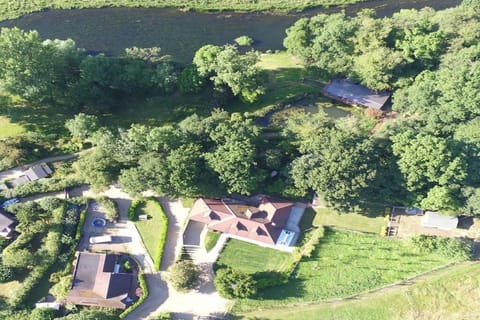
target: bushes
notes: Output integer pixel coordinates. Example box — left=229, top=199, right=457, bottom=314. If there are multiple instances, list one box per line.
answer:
left=410, top=235, right=471, bottom=259
left=75, top=209, right=87, bottom=241
left=0, top=263, right=14, bottom=282
left=97, top=196, right=119, bottom=222
left=234, top=35, right=254, bottom=46
left=151, top=200, right=168, bottom=271
left=1, top=175, right=83, bottom=199
left=215, top=267, right=257, bottom=298
left=5, top=205, right=66, bottom=308
left=119, top=272, right=149, bottom=319
left=128, top=199, right=144, bottom=221
left=254, top=271, right=288, bottom=290
left=204, top=230, right=221, bottom=252
left=168, top=260, right=199, bottom=291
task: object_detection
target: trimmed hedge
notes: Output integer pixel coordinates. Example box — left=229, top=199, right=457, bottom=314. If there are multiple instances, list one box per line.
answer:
left=128, top=199, right=144, bottom=221
left=119, top=272, right=149, bottom=319
left=75, top=209, right=87, bottom=241
left=152, top=200, right=168, bottom=271
left=1, top=176, right=83, bottom=199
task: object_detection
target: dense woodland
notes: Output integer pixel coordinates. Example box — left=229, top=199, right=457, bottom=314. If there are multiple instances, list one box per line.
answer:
left=1, top=3, right=480, bottom=216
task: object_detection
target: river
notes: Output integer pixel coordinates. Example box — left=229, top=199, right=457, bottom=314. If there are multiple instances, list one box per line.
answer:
left=0, top=0, right=460, bottom=62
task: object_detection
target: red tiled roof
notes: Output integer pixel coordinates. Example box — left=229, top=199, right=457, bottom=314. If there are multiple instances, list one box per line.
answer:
left=189, top=197, right=294, bottom=245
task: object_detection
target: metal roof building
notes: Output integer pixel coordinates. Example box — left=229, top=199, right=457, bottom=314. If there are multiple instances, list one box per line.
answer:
left=323, top=79, right=391, bottom=110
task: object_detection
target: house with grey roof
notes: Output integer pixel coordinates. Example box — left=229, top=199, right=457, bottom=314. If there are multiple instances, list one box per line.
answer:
left=10, top=163, right=52, bottom=187
left=0, top=209, right=15, bottom=238
left=323, top=79, right=391, bottom=110
left=66, top=252, right=138, bottom=309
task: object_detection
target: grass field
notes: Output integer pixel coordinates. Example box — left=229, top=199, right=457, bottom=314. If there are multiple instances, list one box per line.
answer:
left=232, top=227, right=459, bottom=312
left=0, top=116, right=25, bottom=139
left=0, top=0, right=367, bottom=22
left=231, top=52, right=323, bottom=115
left=235, top=261, right=480, bottom=320
left=216, top=239, right=293, bottom=274
left=0, top=281, right=21, bottom=299
left=134, top=199, right=166, bottom=260
left=313, top=207, right=386, bottom=234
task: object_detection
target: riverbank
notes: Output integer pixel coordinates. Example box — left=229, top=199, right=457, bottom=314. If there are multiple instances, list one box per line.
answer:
left=0, top=0, right=367, bottom=22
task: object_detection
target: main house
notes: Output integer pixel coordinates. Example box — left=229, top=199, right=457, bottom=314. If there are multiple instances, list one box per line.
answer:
left=188, top=196, right=305, bottom=248
left=66, top=252, right=138, bottom=309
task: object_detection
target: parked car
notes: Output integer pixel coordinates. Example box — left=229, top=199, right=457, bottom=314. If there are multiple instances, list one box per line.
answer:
left=89, top=235, right=112, bottom=244
left=1, top=198, right=19, bottom=208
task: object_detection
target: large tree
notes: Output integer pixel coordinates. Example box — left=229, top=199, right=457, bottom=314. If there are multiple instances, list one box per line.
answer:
left=193, top=45, right=264, bottom=103
left=284, top=13, right=356, bottom=76
left=391, top=131, right=467, bottom=201
left=0, top=28, right=55, bottom=101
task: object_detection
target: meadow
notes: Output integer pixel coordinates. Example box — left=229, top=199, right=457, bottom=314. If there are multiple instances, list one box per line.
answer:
left=231, top=227, right=461, bottom=312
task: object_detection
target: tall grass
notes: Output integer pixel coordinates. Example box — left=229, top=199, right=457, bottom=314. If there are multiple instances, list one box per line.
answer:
left=0, top=0, right=368, bottom=22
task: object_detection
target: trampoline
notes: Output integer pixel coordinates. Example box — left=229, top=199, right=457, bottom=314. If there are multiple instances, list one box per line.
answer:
left=92, top=217, right=106, bottom=227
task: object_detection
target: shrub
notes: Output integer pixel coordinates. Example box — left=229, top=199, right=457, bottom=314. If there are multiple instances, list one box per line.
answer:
left=151, top=200, right=168, bottom=271
left=149, top=313, right=172, bottom=320
left=410, top=235, right=471, bottom=259
left=204, top=230, right=221, bottom=252
left=168, top=260, right=199, bottom=291
left=253, top=271, right=288, bottom=289
left=75, top=210, right=87, bottom=241
left=97, top=197, right=119, bottom=222
left=119, top=272, right=149, bottom=319
left=128, top=199, right=144, bottom=221
left=1, top=175, right=83, bottom=199
left=178, top=64, right=205, bottom=94
left=214, top=267, right=257, bottom=298
left=30, top=307, right=58, bottom=320
left=0, top=263, right=14, bottom=282
left=234, top=35, right=254, bottom=46
left=50, top=275, right=72, bottom=300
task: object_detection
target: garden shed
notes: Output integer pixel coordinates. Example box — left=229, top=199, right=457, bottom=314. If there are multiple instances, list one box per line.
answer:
left=421, top=211, right=458, bottom=231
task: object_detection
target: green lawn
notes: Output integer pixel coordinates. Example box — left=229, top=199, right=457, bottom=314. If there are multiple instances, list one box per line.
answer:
left=216, top=239, right=293, bottom=274
left=230, top=52, right=323, bottom=115
left=0, top=116, right=25, bottom=139
left=313, top=207, right=386, bottom=234
left=0, top=281, right=21, bottom=299
left=235, top=261, right=480, bottom=320
left=204, top=230, right=221, bottom=252
left=135, top=199, right=166, bottom=260
left=232, top=227, right=459, bottom=312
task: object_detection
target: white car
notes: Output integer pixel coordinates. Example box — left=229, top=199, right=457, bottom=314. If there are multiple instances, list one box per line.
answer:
left=89, top=235, right=112, bottom=244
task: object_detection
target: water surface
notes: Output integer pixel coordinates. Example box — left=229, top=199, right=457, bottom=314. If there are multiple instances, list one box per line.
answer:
left=0, top=0, right=460, bottom=61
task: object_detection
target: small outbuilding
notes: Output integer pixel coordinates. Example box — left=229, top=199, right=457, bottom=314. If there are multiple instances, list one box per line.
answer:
left=421, top=211, right=458, bottom=231
left=323, top=79, right=391, bottom=110
left=10, top=163, right=52, bottom=187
